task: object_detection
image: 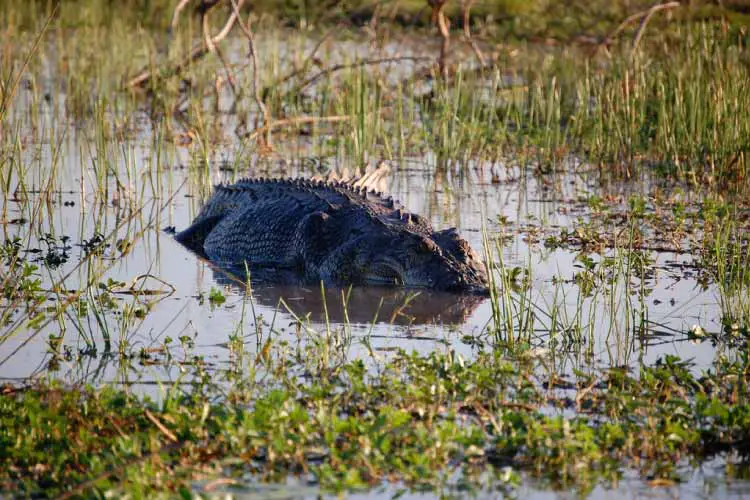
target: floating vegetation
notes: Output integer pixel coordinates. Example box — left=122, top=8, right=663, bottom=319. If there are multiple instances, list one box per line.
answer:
left=2, top=346, right=750, bottom=496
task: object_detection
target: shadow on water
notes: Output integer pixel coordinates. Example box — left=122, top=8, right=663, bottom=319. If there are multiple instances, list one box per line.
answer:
left=210, top=262, right=487, bottom=325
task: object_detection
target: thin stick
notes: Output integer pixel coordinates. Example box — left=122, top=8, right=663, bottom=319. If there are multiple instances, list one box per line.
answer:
left=292, top=56, right=431, bottom=95
left=428, top=0, right=450, bottom=80
left=631, top=2, right=680, bottom=56
left=461, top=0, right=486, bottom=66
left=229, top=0, right=271, bottom=146
left=145, top=409, right=178, bottom=442
left=243, top=115, right=352, bottom=141
left=202, top=3, right=240, bottom=105
left=170, top=0, right=191, bottom=32
left=597, top=1, right=680, bottom=57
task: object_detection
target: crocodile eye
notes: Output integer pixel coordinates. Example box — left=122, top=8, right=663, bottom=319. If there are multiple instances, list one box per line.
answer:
left=419, top=237, right=438, bottom=253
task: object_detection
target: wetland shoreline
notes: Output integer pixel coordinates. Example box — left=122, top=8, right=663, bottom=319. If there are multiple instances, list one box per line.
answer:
left=1, top=0, right=750, bottom=497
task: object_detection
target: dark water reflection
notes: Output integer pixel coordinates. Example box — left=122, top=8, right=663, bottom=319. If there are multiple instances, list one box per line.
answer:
left=210, top=263, right=487, bottom=325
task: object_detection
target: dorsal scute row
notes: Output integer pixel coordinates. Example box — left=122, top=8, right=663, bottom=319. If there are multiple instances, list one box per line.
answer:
left=203, top=177, right=434, bottom=238
left=211, top=176, right=399, bottom=213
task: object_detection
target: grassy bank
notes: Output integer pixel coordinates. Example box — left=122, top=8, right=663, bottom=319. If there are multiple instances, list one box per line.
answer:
left=3, top=346, right=750, bottom=496
left=2, top=0, right=750, bottom=35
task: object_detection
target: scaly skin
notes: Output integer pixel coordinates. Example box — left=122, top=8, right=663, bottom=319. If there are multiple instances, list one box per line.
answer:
left=176, top=177, right=489, bottom=294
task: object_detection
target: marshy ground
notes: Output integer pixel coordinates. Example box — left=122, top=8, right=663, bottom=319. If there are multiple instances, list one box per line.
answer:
left=2, top=0, right=750, bottom=498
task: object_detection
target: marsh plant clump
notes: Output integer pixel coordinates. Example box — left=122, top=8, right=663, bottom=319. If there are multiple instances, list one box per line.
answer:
left=3, top=347, right=750, bottom=497
left=2, top=0, right=750, bottom=497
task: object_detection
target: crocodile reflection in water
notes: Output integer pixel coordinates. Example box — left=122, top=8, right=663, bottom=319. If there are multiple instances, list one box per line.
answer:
left=210, top=264, right=486, bottom=326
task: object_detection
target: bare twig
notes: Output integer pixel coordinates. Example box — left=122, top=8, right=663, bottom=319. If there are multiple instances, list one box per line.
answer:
left=597, top=1, right=680, bottom=58
left=293, top=56, right=431, bottom=95
left=243, top=114, right=352, bottom=141
left=229, top=0, right=271, bottom=147
left=202, top=4, right=217, bottom=54
left=170, top=0, right=191, bottom=32
left=631, top=2, right=680, bottom=55
left=145, top=409, right=178, bottom=442
left=127, top=1, right=242, bottom=89
left=204, top=478, right=241, bottom=492
left=575, top=378, right=600, bottom=412
left=202, top=3, right=240, bottom=107
left=461, top=0, right=486, bottom=66
left=428, top=0, right=450, bottom=80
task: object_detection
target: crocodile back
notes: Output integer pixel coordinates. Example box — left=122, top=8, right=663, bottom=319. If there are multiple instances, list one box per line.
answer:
left=176, top=176, right=489, bottom=293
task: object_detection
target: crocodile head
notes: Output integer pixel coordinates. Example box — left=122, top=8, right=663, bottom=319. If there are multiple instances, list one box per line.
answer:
left=325, top=230, right=489, bottom=294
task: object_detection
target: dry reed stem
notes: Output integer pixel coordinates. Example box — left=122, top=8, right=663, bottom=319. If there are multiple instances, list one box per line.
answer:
left=0, top=4, right=57, bottom=123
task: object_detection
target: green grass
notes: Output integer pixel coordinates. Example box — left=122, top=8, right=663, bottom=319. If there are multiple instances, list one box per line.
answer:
left=2, top=1, right=750, bottom=497
left=3, top=346, right=750, bottom=496
left=3, top=1, right=749, bottom=187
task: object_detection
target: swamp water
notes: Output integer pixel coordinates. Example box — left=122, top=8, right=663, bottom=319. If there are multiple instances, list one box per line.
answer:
left=0, top=143, right=726, bottom=386
left=1, top=33, right=748, bottom=499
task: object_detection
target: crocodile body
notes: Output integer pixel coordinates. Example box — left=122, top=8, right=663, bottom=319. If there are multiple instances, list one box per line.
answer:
left=175, top=177, right=489, bottom=294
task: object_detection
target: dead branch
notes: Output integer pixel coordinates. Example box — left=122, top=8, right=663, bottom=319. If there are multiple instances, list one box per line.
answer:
left=203, top=3, right=240, bottom=107
left=597, top=1, right=680, bottom=58
left=428, top=0, right=450, bottom=80
left=170, top=0, right=191, bottom=32
left=126, top=0, right=243, bottom=90
left=631, top=2, right=681, bottom=55
left=243, top=115, right=352, bottom=141
left=292, top=56, right=432, bottom=95
left=461, top=0, right=486, bottom=66
left=229, top=0, right=270, bottom=146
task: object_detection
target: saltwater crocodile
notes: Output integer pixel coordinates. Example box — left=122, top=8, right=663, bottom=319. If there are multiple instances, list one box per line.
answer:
left=175, top=176, right=489, bottom=294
